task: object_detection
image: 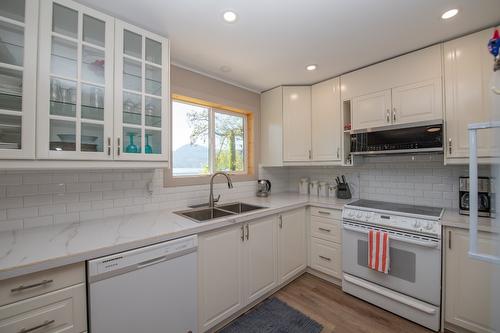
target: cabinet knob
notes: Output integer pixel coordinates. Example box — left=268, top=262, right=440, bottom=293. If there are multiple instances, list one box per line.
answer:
left=448, top=138, right=452, bottom=155
left=386, top=109, right=390, bottom=123
left=392, top=107, right=397, bottom=122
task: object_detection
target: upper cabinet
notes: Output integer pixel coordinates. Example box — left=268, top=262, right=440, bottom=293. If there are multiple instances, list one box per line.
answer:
left=311, top=78, right=342, bottom=161
left=260, top=80, right=342, bottom=166
left=444, top=29, right=500, bottom=162
left=37, top=0, right=114, bottom=160
left=0, top=0, right=170, bottom=168
left=114, top=21, right=169, bottom=161
left=343, top=45, right=443, bottom=131
left=283, top=86, right=311, bottom=162
left=0, top=0, right=38, bottom=159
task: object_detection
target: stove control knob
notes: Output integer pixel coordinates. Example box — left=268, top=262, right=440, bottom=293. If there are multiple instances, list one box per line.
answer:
left=356, top=211, right=363, bottom=219
left=348, top=210, right=354, bottom=217
left=425, top=221, right=434, bottom=230
left=412, top=220, right=421, bottom=228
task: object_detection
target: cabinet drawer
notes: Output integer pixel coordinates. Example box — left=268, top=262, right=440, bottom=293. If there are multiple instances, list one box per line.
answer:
left=0, top=283, right=87, bottom=333
left=0, top=263, right=85, bottom=307
left=311, top=216, right=341, bottom=243
left=310, top=238, right=342, bottom=279
left=310, top=207, right=341, bottom=220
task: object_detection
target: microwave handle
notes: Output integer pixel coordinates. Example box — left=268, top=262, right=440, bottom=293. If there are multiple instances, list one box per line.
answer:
left=468, top=122, right=500, bottom=265
left=342, top=224, right=438, bottom=248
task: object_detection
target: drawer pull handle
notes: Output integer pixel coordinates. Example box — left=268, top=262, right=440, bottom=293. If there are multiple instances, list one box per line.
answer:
left=318, top=211, right=331, bottom=215
left=319, top=255, right=332, bottom=261
left=11, top=279, right=53, bottom=293
left=318, top=227, right=331, bottom=232
left=19, top=320, right=55, bottom=333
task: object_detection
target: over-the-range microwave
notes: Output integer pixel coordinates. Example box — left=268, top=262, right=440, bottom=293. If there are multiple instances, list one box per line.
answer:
left=349, top=121, right=443, bottom=155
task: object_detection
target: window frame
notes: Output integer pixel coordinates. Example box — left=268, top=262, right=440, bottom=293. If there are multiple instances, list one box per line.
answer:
left=170, top=97, right=250, bottom=179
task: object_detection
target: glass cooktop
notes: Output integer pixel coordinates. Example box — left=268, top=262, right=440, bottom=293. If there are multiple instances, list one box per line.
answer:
left=346, top=199, right=444, bottom=218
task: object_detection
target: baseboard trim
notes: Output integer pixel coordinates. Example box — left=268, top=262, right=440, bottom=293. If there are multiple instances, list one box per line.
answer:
left=306, top=268, right=342, bottom=286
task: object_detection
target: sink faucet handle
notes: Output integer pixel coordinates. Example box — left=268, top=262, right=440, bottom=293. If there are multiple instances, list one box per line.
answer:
left=214, top=194, right=221, bottom=203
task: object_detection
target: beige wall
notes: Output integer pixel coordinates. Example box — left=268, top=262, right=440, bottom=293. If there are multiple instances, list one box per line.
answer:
left=166, top=66, right=261, bottom=186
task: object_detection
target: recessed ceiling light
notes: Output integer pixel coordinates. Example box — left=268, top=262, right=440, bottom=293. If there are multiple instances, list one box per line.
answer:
left=306, top=64, right=317, bottom=71
left=223, top=11, right=237, bottom=23
left=441, top=9, right=459, bottom=20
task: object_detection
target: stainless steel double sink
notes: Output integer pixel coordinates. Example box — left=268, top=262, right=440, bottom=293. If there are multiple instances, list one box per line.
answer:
left=174, top=202, right=266, bottom=222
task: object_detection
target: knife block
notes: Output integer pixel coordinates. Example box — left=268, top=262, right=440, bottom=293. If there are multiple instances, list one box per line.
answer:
left=336, top=183, right=352, bottom=199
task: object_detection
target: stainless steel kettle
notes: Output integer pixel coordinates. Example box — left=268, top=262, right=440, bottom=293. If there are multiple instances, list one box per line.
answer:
left=256, top=179, right=271, bottom=197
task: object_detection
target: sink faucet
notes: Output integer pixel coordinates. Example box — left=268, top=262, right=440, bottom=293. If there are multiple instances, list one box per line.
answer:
left=209, top=172, right=233, bottom=207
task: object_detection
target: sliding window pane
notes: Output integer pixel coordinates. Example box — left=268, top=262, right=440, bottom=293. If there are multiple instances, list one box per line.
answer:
left=172, top=101, right=209, bottom=176
left=215, top=112, right=244, bottom=172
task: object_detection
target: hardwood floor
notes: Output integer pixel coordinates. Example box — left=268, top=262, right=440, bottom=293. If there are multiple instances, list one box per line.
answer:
left=272, top=273, right=433, bottom=333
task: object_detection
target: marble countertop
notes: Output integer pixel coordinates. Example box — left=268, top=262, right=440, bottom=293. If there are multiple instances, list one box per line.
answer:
left=0, top=193, right=350, bottom=280
left=441, top=210, right=499, bottom=233
left=2, top=191, right=496, bottom=281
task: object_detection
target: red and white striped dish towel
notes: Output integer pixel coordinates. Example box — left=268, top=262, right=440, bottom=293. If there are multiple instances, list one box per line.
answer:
left=368, top=229, right=390, bottom=274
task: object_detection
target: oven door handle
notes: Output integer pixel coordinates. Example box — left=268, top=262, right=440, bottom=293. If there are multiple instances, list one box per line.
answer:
left=343, top=224, right=439, bottom=248
left=343, top=274, right=437, bottom=315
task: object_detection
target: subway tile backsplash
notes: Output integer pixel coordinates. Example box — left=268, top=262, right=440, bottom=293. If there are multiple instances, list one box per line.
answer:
left=0, top=154, right=490, bottom=232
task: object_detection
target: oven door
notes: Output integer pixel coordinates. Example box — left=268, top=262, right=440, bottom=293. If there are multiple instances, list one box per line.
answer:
left=342, top=220, right=441, bottom=306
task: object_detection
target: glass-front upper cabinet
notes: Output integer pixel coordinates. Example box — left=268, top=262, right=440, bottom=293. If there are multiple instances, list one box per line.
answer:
left=0, top=0, right=38, bottom=159
left=37, top=0, right=114, bottom=160
left=114, top=20, right=169, bottom=161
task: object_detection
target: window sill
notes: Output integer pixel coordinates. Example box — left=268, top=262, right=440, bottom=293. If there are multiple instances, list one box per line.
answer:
left=164, top=170, right=256, bottom=187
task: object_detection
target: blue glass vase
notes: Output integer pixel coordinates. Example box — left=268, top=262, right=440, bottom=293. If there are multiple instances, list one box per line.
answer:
left=125, top=132, right=138, bottom=153
left=145, top=134, right=153, bottom=154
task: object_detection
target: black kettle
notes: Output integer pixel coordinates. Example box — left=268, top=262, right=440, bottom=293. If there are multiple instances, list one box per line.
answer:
left=257, top=179, right=271, bottom=197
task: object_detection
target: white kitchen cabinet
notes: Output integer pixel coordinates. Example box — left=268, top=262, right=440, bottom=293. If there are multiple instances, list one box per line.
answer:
left=37, top=0, right=115, bottom=160
left=198, top=216, right=279, bottom=332
left=114, top=20, right=169, bottom=161
left=391, top=78, right=442, bottom=125
left=198, top=224, right=243, bottom=332
left=445, top=227, right=500, bottom=333
left=352, top=90, right=392, bottom=130
left=260, top=86, right=283, bottom=166
left=278, top=208, right=307, bottom=283
left=283, top=86, right=311, bottom=162
left=311, top=78, right=342, bottom=161
left=244, top=215, right=278, bottom=304
left=444, top=29, right=499, bottom=161
left=0, top=0, right=38, bottom=159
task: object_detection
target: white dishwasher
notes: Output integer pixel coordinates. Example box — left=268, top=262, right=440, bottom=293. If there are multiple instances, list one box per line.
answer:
left=87, top=235, right=198, bottom=333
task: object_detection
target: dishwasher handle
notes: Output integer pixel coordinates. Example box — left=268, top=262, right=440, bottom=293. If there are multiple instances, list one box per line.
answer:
left=137, top=256, right=168, bottom=268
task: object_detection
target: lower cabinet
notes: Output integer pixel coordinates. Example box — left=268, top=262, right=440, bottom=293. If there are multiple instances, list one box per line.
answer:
left=198, top=208, right=306, bottom=332
left=278, top=208, right=307, bottom=283
left=0, top=263, right=86, bottom=333
left=308, top=207, right=342, bottom=279
left=445, top=227, right=500, bottom=333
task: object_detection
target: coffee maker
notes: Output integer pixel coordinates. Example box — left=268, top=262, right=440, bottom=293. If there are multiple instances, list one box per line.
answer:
left=257, top=179, right=271, bottom=197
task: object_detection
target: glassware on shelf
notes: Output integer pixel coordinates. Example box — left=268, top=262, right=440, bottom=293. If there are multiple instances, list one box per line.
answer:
left=125, top=132, right=138, bottom=153
left=145, top=133, right=152, bottom=154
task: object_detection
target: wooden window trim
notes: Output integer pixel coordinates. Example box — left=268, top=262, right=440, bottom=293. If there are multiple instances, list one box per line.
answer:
left=164, top=94, right=256, bottom=187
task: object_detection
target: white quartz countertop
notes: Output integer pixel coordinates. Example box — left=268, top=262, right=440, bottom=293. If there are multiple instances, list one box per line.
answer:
left=441, top=210, right=499, bottom=233
left=0, top=193, right=350, bottom=280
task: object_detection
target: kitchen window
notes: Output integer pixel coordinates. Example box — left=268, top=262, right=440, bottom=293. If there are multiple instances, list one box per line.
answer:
left=171, top=98, right=249, bottom=178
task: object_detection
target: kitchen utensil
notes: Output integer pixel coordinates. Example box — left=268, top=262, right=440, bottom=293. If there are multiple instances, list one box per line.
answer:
left=299, top=178, right=309, bottom=195
left=57, top=134, right=98, bottom=144
left=319, top=181, right=329, bottom=197
left=310, top=180, right=319, bottom=197
left=125, top=132, right=139, bottom=153
left=256, top=179, right=271, bottom=197
left=145, top=133, right=153, bottom=154
left=336, top=175, right=352, bottom=199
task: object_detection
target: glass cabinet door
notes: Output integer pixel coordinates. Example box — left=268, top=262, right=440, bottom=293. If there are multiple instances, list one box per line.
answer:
left=37, top=0, right=114, bottom=159
left=114, top=20, right=169, bottom=161
left=0, top=0, right=37, bottom=159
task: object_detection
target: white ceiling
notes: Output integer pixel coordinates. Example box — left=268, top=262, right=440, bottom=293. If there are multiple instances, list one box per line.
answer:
left=78, top=0, right=500, bottom=92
